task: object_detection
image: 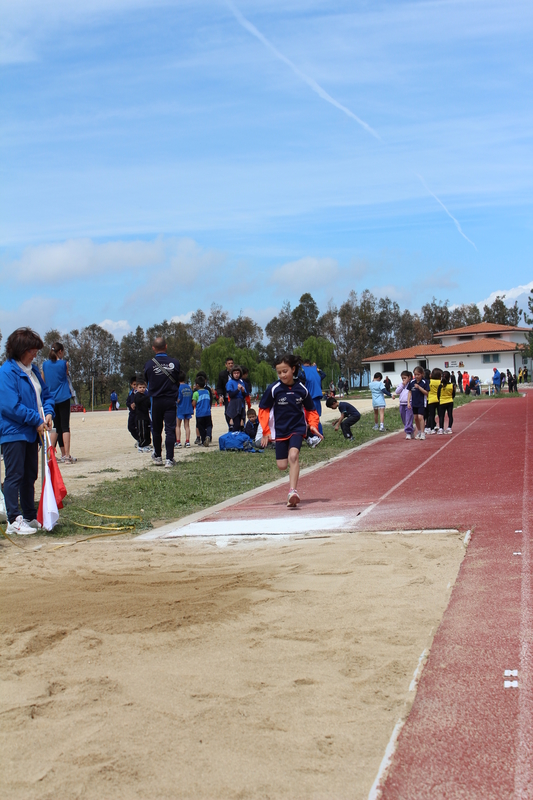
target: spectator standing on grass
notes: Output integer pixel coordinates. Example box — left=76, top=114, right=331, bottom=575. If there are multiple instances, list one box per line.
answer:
left=457, top=370, right=463, bottom=393
left=126, top=376, right=138, bottom=446
left=451, top=371, right=457, bottom=389
left=144, top=336, right=180, bottom=468
left=0, top=328, right=54, bottom=535
left=500, top=371, right=506, bottom=390
left=524, top=367, right=529, bottom=383
left=383, top=375, right=392, bottom=396
left=192, top=376, right=213, bottom=447
left=462, top=370, right=470, bottom=392
left=176, top=372, right=193, bottom=449
left=492, top=367, right=501, bottom=392
left=325, top=396, right=361, bottom=441
left=42, top=342, right=76, bottom=464
left=507, top=370, right=514, bottom=392
left=226, top=365, right=246, bottom=432
left=301, top=360, right=326, bottom=435
left=133, top=379, right=151, bottom=451
left=217, top=357, right=234, bottom=422
left=369, top=371, right=390, bottom=432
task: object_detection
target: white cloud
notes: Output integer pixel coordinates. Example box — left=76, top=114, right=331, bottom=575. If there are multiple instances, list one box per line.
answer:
left=270, top=257, right=338, bottom=292
left=476, top=280, right=533, bottom=319
left=170, top=311, right=193, bottom=324
left=0, top=296, right=60, bottom=338
left=99, top=318, right=131, bottom=338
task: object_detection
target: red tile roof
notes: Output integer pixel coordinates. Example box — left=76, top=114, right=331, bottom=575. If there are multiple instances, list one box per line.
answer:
left=436, top=322, right=530, bottom=336
left=362, top=338, right=523, bottom=363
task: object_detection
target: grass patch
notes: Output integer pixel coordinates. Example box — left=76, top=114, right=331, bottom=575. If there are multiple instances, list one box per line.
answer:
left=42, top=395, right=475, bottom=539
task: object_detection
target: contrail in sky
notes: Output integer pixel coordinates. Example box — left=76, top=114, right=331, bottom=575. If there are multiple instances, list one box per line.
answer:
left=417, top=175, right=477, bottom=250
left=226, top=1, right=476, bottom=250
left=225, top=0, right=381, bottom=141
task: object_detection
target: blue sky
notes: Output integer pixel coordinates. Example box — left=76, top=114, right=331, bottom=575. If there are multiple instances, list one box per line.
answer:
left=1, top=0, right=532, bottom=338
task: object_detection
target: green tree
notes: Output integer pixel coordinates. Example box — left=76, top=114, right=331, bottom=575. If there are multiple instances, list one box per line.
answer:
left=265, top=301, right=296, bottom=356
left=146, top=320, right=200, bottom=376
left=421, top=297, right=450, bottom=341
left=119, top=325, right=151, bottom=381
left=482, top=295, right=522, bottom=326
left=523, top=289, right=533, bottom=358
left=292, top=293, right=320, bottom=346
left=449, top=303, right=482, bottom=329
left=65, top=324, right=121, bottom=404
left=295, top=336, right=335, bottom=371
left=224, top=314, right=263, bottom=349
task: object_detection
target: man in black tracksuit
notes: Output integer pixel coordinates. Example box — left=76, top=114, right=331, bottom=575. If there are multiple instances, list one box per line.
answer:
left=144, top=337, right=180, bottom=466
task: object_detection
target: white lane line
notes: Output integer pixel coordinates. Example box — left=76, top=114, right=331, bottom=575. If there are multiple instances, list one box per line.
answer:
left=463, top=530, right=472, bottom=547
left=162, top=516, right=347, bottom=537
left=367, top=718, right=404, bottom=800
left=409, top=648, right=429, bottom=692
left=355, top=402, right=497, bottom=528
left=515, top=396, right=533, bottom=798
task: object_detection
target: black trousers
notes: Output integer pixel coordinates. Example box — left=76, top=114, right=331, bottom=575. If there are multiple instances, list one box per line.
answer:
left=2, top=439, right=39, bottom=522
left=438, top=404, right=454, bottom=429
left=128, top=411, right=138, bottom=441
left=151, top=398, right=176, bottom=460
left=427, top=403, right=438, bottom=430
left=341, top=412, right=361, bottom=438
left=197, top=416, right=213, bottom=442
left=137, top=418, right=151, bottom=448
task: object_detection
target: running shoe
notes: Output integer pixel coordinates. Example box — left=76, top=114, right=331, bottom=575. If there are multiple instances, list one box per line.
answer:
left=152, top=455, right=163, bottom=466
left=446, top=428, right=453, bottom=434
left=176, top=441, right=182, bottom=448
left=6, top=515, right=36, bottom=535
left=437, top=428, right=444, bottom=435
left=429, top=429, right=437, bottom=435
left=344, top=435, right=354, bottom=441
left=185, top=441, right=191, bottom=448
left=194, top=437, right=201, bottom=445
left=307, top=435, right=321, bottom=448
left=204, top=436, right=211, bottom=447
left=61, top=455, right=77, bottom=464
left=287, top=489, right=301, bottom=508
left=164, top=459, right=176, bottom=468
left=420, top=432, right=426, bottom=440
left=405, top=434, right=412, bottom=440
left=379, top=425, right=385, bottom=432
left=373, top=424, right=379, bottom=430
left=415, top=432, right=422, bottom=440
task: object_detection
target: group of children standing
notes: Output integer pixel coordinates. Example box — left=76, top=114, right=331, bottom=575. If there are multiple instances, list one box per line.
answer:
left=126, top=371, right=214, bottom=452
left=395, top=367, right=455, bottom=440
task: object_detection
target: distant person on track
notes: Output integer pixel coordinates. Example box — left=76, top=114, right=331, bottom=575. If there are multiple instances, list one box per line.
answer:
left=369, top=371, right=390, bottom=432
left=42, top=341, right=76, bottom=464
left=437, top=371, right=456, bottom=434
left=395, top=370, right=414, bottom=439
left=407, top=366, right=429, bottom=440
left=259, top=353, right=322, bottom=508
left=0, top=328, right=54, bottom=535
left=144, top=336, right=180, bottom=468
left=426, top=368, right=443, bottom=434
left=325, top=396, right=361, bottom=441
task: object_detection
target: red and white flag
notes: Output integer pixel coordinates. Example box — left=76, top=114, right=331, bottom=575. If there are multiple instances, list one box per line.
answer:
left=37, top=455, right=59, bottom=531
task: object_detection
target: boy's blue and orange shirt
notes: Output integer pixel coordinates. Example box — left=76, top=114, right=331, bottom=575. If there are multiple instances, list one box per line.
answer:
left=258, top=379, right=319, bottom=441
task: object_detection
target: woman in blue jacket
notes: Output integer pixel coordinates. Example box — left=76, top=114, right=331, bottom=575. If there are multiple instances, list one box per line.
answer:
left=42, top=342, right=76, bottom=463
left=0, top=328, right=54, bottom=535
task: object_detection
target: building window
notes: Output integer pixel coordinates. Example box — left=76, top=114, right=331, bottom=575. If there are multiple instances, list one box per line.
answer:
left=458, top=335, right=474, bottom=340
left=418, top=360, right=426, bottom=369
left=482, top=354, right=500, bottom=363
left=487, top=333, right=502, bottom=338
left=382, top=362, right=395, bottom=372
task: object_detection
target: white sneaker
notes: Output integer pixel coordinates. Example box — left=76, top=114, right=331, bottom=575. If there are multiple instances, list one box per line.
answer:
left=405, top=434, right=412, bottom=440
left=307, top=435, right=321, bottom=448
left=152, top=455, right=163, bottom=466
left=415, top=432, right=422, bottom=440
left=24, top=519, right=42, bottom=530
left=437, top=428, right=444, bottom=435
left=164, top=459, right=176, bottom=468
left=373, top=424, right=379, bottom=430
left=379, top=425, right=385, bottom=431
left=446, top=428, right=453, bottom=434
left=419, top=432, right=426, bottom=440
left=6, top=515, right=36, bottom=535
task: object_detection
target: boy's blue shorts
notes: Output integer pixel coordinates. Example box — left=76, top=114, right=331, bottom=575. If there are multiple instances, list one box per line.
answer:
left=275, top=434, right=303, bottom=460
left=177, top=413, right=192, bottom=420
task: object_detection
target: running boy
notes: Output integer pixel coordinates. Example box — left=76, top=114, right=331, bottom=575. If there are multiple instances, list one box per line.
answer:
left=369, top=371, right=390, bottom=431
left=176, top=372, right=193, bottom=448
left=407, top=367, right=429, bottom=440
left=395, top=370, right=414, bottom=439
left=259, top=353, right=322, bottom=508
left=192, top=376, right=213, bottom=446
left=325, top=396, right=361, bottom=440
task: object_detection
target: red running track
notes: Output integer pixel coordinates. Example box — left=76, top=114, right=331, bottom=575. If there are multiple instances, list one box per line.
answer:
left=199, top=393, right=533, bottom=798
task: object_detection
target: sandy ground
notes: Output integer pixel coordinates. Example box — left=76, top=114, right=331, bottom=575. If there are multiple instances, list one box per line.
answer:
left=0, top=528, right=464, bottom=800
left=51, top=397, right=396, bottom=497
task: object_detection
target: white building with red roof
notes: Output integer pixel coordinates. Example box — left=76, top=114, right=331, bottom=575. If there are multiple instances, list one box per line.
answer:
left=362, top=322, right=531, bottom=385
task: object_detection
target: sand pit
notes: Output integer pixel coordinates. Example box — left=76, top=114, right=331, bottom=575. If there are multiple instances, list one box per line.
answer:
left=0, top=529, right=464, bottom=799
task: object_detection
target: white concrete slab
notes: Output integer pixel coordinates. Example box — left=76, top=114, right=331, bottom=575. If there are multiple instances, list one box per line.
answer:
left=160, top=516, right=348, bottom=538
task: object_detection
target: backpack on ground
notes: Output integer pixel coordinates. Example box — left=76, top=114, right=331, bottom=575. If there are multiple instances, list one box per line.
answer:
left=218, top=431, right=262, bottom=453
